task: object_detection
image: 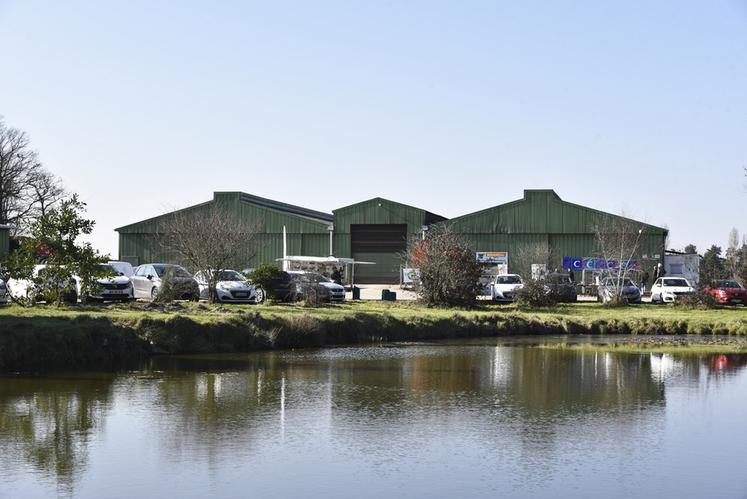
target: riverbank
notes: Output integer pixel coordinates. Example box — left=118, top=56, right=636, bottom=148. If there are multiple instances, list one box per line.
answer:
left=1, top=301, right=746, bottom=370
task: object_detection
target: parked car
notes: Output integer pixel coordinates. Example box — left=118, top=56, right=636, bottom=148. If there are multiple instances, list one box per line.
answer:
left=488, top=274, right=524, bottom=303
left=597, top=276, right=641, bottom=303
left=257, top=271, right=298, bottom=301
left=75, top=263, right=134, bottom=303
left=194, top=269, right=265, bottom=304
left=545, top=273, right=577, bottom=302
left=108, top=260, right=134, bottom=278
left=0, top=278, right=9, bottom=304
left=704, top=280, right=747, bottom=305
left=288, top=271, right=345, bottom=302
left=650, top=277, right=694, bottom=304
left=130, top=264, right=200, bottom=301
left=7, top=264, right=78, bottom=303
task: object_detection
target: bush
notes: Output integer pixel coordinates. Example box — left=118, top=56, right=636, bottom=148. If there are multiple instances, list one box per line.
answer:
left=153, top=268, right=197, bottom=304
left=247, top=263, right=281, bottom=288
left=675, top=290, right=718, bottom=310
left=515, top=278, right=558, bottom=307
left=301, top=285, right=325, bottom=307
left=408, top=226, right=483, bottom=307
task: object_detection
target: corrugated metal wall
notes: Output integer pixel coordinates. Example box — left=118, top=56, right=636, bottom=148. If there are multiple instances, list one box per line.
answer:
left=117, top=192, right=331, bottom=271
left=332, top=198, right=444, bottom=257
left=448, top=190, right=667, bottom=273
left=116, top=190, right=667, bottom=280
left=0, top=227, right=9, bottom=256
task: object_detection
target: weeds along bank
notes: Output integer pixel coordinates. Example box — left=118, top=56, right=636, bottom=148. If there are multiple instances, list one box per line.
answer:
left=0, top=302, right=746, bottom=371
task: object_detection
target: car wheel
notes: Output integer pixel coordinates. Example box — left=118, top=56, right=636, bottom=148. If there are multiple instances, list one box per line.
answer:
left=254, top=287, right=266, bottom=304
left=150, top=287, right=158, bottom=301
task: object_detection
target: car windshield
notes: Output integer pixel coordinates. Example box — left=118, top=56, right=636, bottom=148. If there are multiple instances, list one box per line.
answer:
left=548, top=274, right=571, bottom=284
left=496, top=275, right=521, bottom=284
left=153, top=265, right=191, bottom=278
left=217, top=271, right=244, bottom=281
left=605, top=278, right=634, bottom=287
left=302, top=273, right=330, bottom=283
left=663, top=279, right=689, bottom=287
left=97, top=264, right=117, bottom=274
left=716, top=280, right=742, bottom=288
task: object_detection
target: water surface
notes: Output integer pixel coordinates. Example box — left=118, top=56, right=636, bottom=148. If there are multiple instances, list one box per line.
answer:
left=1, top=336, right=746, bottom=499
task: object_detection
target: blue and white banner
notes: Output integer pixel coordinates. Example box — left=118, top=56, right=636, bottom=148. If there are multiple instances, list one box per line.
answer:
left=562, top=257, right=638, bottom=271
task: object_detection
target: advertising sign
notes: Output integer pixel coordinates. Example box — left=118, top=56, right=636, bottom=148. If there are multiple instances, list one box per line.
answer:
left=402, top=268, right=420, bottom=285
left=562, top=257, right=638, bottom=271
left=476, top=251, right=508, bottom=265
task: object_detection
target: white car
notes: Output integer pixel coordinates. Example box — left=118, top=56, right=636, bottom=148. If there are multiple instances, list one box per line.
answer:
left=108, top=260, right=134, bottom=278
left=288, top=271, right=345, bottom=302
left=488, top=274, right=524, bottom=303
left=75, top=263, right=134, bottom=303
left=7, top=264, right=78, bottom=303
left=650, top=277, right=694, bottom=304
left=194, top=269, right=265, bottom=304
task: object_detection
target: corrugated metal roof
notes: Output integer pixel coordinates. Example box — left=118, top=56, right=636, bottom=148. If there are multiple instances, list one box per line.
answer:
left=238, top=192, right=332, bottom=224
left=333, top=197, right=447, bottom=222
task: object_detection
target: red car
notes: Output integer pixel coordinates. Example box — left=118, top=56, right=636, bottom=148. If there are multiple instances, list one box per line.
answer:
left=705, top=280, right=747, bottom=305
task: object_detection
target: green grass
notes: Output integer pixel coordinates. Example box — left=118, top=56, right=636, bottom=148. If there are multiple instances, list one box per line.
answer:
left=538, top=341, right=747, bottom=355
left=1, top=299, right=746, bottom=330
left=1, top=300, right=746, bottom=370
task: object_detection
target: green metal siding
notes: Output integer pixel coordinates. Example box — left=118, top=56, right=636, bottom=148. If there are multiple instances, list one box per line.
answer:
left=117, top=192, right=331, bottom=271
left=116, top=189, right=668, bottom=280
left=332, top=198, right=445, bottom=258
left=447, top=190, right=668, bottom=273
left=0, top=227, right=9, bottom=256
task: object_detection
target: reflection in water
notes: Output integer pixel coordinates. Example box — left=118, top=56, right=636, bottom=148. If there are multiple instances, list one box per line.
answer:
left=0, top=374, right=115, bottom=496
left=1, top=340, right=746, bottom=499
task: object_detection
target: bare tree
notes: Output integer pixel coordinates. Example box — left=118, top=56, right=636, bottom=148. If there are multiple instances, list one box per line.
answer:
left=725, top=227, right=740, bottom=279
left=510, top=241, right=556, bottom=279
left=592, top=215, right=646, bottom=303
left=155, top=204, right=261, bottom=303
left=0, top=118, right=65, bottom=233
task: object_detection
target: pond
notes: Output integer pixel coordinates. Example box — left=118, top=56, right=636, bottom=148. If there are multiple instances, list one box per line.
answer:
left=1, top=337, right=746, bottom=499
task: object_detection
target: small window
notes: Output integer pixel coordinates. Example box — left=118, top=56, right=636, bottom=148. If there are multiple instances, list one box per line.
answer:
left=669, top=264, right=683, bottom=274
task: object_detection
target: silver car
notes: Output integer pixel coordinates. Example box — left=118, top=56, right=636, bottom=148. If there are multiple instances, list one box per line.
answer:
left=194, top=269, right=265, bottom=304
left=131, top=264, right=200, bottom=301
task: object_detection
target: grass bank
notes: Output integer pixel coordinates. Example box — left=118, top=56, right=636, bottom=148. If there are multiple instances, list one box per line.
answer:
left=1, top=301, right=746, bottom=370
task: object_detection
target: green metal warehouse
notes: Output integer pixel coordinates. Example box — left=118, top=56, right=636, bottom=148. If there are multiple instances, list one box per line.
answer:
left=116, top=189, right=667, bottom=283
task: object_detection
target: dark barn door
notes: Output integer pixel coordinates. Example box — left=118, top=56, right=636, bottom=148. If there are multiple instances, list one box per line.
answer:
left=351, top=224, right=407, bottom=284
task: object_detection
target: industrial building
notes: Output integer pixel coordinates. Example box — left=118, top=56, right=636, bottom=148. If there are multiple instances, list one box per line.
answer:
left=116, top=189, right=668, bottom=284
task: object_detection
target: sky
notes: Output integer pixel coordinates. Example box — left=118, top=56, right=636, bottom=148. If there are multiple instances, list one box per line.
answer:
left=1, top=0, right=745, bottom=257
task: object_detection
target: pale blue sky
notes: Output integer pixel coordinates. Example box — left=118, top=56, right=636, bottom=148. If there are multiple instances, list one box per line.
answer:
left=1, top=0, right=745, bottom=256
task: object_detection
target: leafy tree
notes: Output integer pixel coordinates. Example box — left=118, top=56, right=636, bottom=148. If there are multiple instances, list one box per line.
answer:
left=2, top=195, right=107, bottom=306
left=683, top=244, right=697, bottom=254
left=699, top=245, right=728, bottom=288
left=406, top=225, right=482, bottom=307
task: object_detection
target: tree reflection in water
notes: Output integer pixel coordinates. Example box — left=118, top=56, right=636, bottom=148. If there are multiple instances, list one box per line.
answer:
left=0, top=373, right=115, bottom=496
left=0, top=342, right=746, bottom=498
